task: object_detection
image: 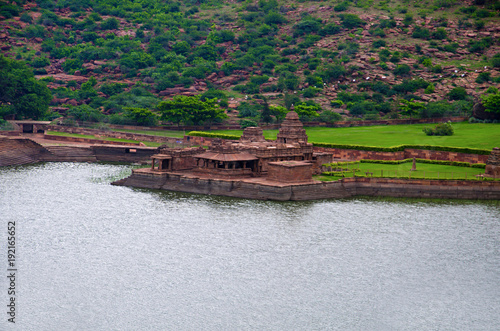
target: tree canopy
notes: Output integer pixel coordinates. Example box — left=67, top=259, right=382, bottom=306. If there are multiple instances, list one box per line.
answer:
left=481, top=92, right=500, bottom=114
left=157, top=95, right=227, bottom=126
left=0, top=55, right=52, bottom=120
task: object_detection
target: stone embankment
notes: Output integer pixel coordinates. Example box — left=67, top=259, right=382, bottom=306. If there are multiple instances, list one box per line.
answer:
left=0, top=137, right=50, bottom=167
left=114, top=170, right=500, bottom=201
left=0, top=137, right=157, bottom=166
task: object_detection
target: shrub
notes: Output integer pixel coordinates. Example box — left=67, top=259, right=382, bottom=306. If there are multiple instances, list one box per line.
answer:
left=393, top=64, right=411, bottom=76
left=476, top=72, right=491, bottom=83
left=265, top=12, right=287, bottom=25
left=372, top=40, right=386, bottom=49
left=100, top=18, right=119, bottom=30
left=303, top=87, right=320, bottom=98
left=31, top=57, right=50, bottom=68
left=293, top=18, right=322, bottom=36
left=412, top=26, right=430, bottom=39
left=319, top=110, right=342, bottom=123
left=490, top=53, right=500, bottom=68
left=431, top=27, right=447, bottom=40
left=67, top=105, right=103, bottom=122
left=422, top=122, right=454, bottom=136
left=239, top=118, right=258, bottom=128
left=340, top=14, right=365, bottom=29
left=447, top=87, right=468, bottom=100
left=319, top=23, right=342, bottom=36
left=334, top=2, right=349, bottom=11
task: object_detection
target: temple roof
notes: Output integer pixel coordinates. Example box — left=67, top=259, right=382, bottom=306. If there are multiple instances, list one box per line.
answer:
left=194, top=151, right=258, bottom=162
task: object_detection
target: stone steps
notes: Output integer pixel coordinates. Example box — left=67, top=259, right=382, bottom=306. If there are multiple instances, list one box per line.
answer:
left=0, top=151, right=36, bottom=167
left=42, top=146, right=96, bottom=162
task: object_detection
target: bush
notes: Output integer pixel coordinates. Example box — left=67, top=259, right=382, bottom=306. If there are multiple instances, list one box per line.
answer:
left=448, top=87, right=468, bottom=100
left=303, top=87, right=320, bottom=98
left=422, top=122, right=454, bottom=136
left=431, top=27, right=447, bottom=40
left=319, top=110, right=342, bottom=124
left=100, top=17, right=119, bottom=30
left=293, top=18, right=322, bottom=36
left=334, top=2, right=349, bottom=11
left=31, top=57, right=50, bottom=68
left=476, top=72, right=491, bottom=83
left=319, top=23, right=342, bottom=36
left=412, top=26, right=430, bottom=39
left=67, top=105, right=103, bottom=122
left=393, top=64, right=411, bottom=76
left=239, top=118, right=258, bottom=128
left=340, top=14, right=365, bottom=29
left=372, top=40, right=386, bottom=49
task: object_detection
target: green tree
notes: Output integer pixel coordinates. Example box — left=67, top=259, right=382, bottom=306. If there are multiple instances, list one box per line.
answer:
left=157, top=95, right=227, bottom=126
left=319, top=110, right=342, bottom=124
left=124, top=107, right=158, bottom=126
left=400, top=98, right=425, bottom=119
left=0, top=56, right=52, bottom=120
left=269, top=105, right=288, bottom=123
left=294, top=103, right=320, bottom=122
left=67, top=105, right=103, bottom=122
left=481, top=93, right=500, bottom=113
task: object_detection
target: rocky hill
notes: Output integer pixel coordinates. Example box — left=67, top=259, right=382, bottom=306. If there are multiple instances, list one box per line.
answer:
left=1, top=0, right=499, bottom=125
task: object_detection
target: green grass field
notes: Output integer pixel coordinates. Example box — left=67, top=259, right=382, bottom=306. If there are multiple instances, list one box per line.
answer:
left=208, top=122, right=500, bottom=150
left=316, top=161, right=491, bottom=182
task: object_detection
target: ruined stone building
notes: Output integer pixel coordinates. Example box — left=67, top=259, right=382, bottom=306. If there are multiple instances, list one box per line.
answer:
left=150, top=111, right=333, bottom=183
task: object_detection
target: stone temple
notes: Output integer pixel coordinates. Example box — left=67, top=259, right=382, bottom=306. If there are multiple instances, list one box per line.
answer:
left=149, top=111, right=333, bottom=183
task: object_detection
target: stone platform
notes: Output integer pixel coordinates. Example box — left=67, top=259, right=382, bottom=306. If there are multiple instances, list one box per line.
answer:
left=113, top=168, right=500, bottom=201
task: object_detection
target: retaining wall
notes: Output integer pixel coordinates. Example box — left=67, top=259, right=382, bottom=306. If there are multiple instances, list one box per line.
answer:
left=313, top=147, right=489, bottom=164
left=47, top=126, right=187, bottom=145
left=114, top=171, right=500, bottom=201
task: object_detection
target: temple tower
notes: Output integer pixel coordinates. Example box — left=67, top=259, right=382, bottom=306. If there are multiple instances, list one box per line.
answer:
left=276, top=111, right=308, bottom=144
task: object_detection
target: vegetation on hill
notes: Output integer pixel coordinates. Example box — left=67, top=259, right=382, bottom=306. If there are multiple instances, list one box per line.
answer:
left=0, top=0, right=499, bottom=126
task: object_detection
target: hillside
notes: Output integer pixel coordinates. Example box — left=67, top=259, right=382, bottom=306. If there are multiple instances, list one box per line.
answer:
left=1, top=0, right=500, bottom=126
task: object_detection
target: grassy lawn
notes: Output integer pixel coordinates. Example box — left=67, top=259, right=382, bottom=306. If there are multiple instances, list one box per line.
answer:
left=111, top=128, right=186, bottom=139
left=207, top=122, right=500, bottom=150
left=46, top=131, right=163, bottom=147
left=317, top=161, right=490, bottom=181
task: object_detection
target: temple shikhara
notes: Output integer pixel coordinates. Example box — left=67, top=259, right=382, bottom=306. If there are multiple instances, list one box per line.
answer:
left=148, top=111, right=333, bottom=183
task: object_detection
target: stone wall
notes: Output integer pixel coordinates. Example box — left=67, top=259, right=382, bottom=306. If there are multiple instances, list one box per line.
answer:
left=313, top=147, right=489, bottom=164
left=47, top=125, right=187, bottom=146
left=268, top=161, right=313, bottom=183
left=43, top=134, right=141, bottom=146
left=115, top=171, right=500, bottom=201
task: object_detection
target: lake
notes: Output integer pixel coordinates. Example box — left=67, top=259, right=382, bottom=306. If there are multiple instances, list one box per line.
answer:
left=1, top=162, right=499, bottom=330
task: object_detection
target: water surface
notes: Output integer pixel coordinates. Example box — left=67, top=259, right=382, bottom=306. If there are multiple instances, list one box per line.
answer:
left=1, top=163, right=499, bottom=330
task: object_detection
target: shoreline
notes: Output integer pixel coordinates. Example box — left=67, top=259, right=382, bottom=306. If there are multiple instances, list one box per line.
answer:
left=113, top=168, right=500, bottom=201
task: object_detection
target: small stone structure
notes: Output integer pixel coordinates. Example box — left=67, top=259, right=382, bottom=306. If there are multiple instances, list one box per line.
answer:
left=9, top=121, right=51, bottom=133
left=151, top=147, right=204, bottom=172
left=240, top=127, right=266, bottom=142
left=268, top=161, right=313, bottom=183
left=485, top=147, right=500, bottom=177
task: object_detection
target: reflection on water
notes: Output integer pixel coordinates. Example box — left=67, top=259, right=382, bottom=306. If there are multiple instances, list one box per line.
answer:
left=1, top=162, right=499, bottom=330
